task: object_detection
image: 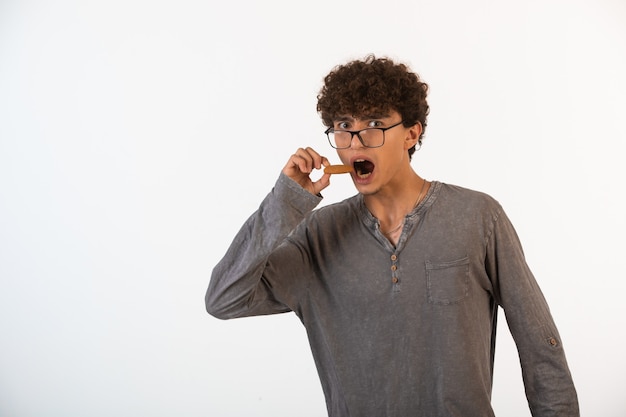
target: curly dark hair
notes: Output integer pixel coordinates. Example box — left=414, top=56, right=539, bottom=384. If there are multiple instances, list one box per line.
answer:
left=317, top=55, right=429, bottom=159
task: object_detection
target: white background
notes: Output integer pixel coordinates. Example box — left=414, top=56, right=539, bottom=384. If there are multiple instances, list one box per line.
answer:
left=1, top=0, right=625, bottom=416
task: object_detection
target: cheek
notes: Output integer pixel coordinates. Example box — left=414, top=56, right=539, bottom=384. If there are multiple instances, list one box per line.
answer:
left=337, top=150, right=350, bottom=164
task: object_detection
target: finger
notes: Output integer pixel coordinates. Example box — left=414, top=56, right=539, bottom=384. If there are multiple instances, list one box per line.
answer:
left=304, top=147, right=326, bottom=171
left=283, top=151, right=310, bottom=175
left=320, top=155, right=331, bottom=169
left=294, top=148, right=315, bottom=173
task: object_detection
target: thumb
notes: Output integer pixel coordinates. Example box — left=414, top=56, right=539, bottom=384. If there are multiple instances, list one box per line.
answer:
left=312, top=173, right=331, bottom=195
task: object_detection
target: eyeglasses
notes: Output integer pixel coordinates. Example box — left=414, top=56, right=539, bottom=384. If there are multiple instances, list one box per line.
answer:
left=324, top=121, right=404, bottom=149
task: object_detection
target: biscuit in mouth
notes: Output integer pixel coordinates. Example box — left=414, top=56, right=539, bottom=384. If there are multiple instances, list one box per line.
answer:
left=324, top=165, right=353, bottom=174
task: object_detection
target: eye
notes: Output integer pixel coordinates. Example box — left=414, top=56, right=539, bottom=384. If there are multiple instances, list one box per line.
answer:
left=336, top=121, right=350, bottom=130
left=368, top=120, right=383, bottom=128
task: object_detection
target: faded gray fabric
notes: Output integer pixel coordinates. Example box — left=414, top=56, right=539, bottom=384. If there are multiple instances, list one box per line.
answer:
left=207, top=173, right=579, bottom=417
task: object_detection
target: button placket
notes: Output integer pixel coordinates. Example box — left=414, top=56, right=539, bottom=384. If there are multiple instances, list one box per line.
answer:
left=391, top=253, right=400, bottom=290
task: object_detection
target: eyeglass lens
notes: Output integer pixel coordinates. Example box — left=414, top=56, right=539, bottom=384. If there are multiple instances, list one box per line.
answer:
left=330, top=129, right=384, bottom=149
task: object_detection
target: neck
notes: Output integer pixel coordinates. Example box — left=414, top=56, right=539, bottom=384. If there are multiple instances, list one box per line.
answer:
left=364, top=172, right=429, bottom=233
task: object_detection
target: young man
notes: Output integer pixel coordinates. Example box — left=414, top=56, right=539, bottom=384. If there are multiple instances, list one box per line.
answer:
left=206, top=55, right=579, bottom=416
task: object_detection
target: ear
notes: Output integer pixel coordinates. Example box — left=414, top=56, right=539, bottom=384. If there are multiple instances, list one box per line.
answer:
left=404, top=122, right=422, bottom=150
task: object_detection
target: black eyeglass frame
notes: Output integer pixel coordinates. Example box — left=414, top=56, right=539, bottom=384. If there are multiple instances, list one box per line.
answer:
left=324, top=120, right=405, bottom=149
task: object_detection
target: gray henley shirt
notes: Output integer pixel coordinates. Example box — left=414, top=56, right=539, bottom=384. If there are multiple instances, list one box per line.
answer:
left=207, top=173, right=579, bottom=416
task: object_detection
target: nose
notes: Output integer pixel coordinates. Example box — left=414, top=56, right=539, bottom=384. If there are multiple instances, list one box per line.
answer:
left=349, top=131, right=365, bottom=149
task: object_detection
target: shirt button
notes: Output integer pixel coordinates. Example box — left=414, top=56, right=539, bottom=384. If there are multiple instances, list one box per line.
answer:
left=392, top=277, right=399, bottom=284
left=391, top=254, right=397, bottom=261
left=391, top=265, right=397, bottom=271
left=548, top=337, right=558, bottom=347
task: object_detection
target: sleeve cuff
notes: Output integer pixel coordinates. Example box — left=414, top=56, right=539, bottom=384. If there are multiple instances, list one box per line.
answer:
left=275, top=172, right=323, bottom=213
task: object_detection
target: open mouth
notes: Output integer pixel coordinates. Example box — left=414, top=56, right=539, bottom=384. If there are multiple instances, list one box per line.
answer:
left=353, top=159, right=375, bottom=179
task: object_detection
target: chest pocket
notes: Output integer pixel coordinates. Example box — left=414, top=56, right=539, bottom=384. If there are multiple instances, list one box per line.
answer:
left=425, top=256, right=470, bottom=305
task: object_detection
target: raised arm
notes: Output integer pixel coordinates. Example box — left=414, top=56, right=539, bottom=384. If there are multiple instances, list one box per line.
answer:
left=206, top=148, right=331, bottom=319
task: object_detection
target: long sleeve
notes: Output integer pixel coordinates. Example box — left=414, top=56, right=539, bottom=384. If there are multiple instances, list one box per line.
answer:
left=486, top=208, right=579, bottom=416
left=206, top=173, right=321, bottom=319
